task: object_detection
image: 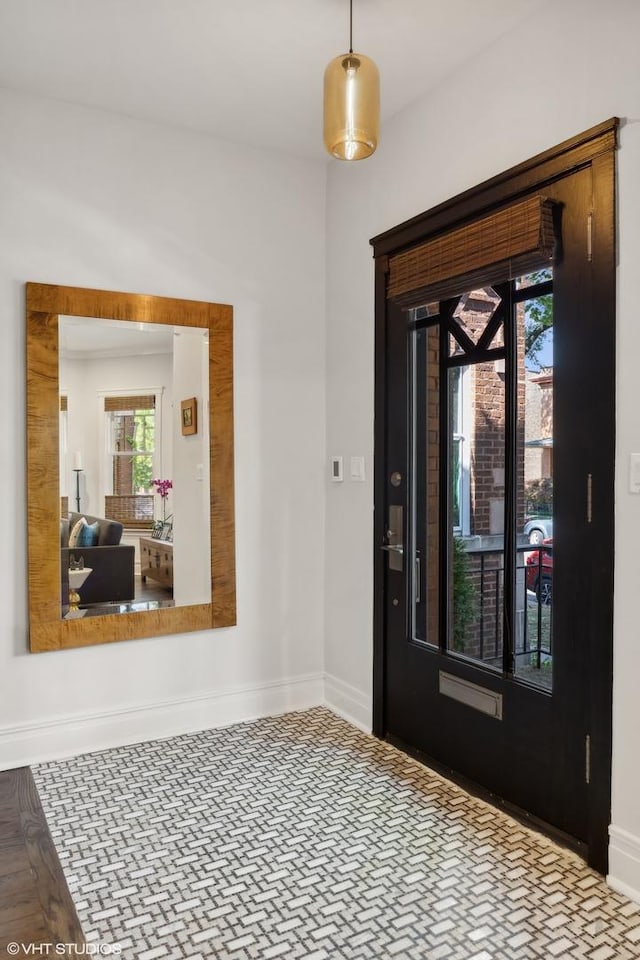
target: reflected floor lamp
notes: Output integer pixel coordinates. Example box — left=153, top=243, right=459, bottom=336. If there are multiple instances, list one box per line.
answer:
left=73, top=451, right=83, bottom=512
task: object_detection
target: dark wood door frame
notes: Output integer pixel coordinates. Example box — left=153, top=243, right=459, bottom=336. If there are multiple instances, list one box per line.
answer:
left=370, top=118, right=618, bottom=873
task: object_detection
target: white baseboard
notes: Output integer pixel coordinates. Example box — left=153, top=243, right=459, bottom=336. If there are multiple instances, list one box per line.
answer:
left=607, top=824, right=640, bottom=906
left=0, top=673, right=324, bottom=770
left=323, top=672, right=371, bottom=732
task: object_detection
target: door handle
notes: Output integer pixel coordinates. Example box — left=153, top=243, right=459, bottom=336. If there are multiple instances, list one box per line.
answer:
left=383, top=505, right=403, bottom=571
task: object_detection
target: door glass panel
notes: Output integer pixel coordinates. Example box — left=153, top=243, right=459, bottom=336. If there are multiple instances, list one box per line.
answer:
left=412, top=277, right=553, bottom=682
left=447, top=361, right=505, bottom=670
left=515, top=282, right=554, bottom=689
left=515, top=267, right=553, bottom=290
left=411, top=324, right=440, bottom=647
left=452, top=287, right=502, bottom=342
left=448, top=331, right=465, bottom=357
left=448, top=287, right=502, bottom=356
left=484, top=320, right=504, bottom=350
left=415, top=302, right=440, bottom=320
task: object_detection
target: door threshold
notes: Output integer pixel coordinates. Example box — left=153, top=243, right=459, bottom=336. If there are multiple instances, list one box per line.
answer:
left=384, top=732, right=590, bottom=868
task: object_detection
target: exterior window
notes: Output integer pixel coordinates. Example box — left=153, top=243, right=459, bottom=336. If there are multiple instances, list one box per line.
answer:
left=109, top=407, right=154, bottom=493
left=103, top=393, right=159, bottom=527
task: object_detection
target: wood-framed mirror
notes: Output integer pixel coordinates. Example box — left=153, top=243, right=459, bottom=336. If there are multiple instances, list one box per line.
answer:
left=26, top=282, right=236, bottom=652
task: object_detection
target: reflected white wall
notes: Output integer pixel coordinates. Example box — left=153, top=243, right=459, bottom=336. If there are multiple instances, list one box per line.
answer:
left=172, top=327, right=211, bottom=605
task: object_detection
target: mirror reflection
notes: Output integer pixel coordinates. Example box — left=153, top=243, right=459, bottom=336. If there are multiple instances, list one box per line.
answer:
left=59, top=315, right=211, bottom=619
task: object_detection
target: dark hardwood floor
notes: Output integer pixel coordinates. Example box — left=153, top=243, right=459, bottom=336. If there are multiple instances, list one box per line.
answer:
left=0, top=767, right=84, bottom=952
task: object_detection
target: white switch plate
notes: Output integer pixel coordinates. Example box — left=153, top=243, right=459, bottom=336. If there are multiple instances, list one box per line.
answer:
left=350, top=456, right=366, bottom=482
left=630, top=453, right=640, bottom=493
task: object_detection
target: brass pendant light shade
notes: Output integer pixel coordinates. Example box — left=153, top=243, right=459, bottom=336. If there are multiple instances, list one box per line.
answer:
left=323, top=1, right=379, bottom=161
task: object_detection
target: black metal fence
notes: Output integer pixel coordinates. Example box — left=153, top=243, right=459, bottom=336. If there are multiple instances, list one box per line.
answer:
left=459, top=543, right=553, bottom=668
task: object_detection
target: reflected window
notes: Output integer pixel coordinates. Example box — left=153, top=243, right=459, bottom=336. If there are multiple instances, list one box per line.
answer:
left=104, top=393, right=160, bottom=528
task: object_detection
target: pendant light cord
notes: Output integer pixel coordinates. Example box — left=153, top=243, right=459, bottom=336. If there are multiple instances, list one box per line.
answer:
left=349, top=0, right=353, bottom=53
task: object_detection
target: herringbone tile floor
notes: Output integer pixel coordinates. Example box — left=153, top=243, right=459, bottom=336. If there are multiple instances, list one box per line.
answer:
left=33, top=708, right=640, bottom=959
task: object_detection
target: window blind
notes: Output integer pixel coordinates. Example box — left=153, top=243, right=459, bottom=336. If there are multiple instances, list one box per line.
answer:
left=104, top=494, right=154, bottom=529
left=387, top=195, right=556, bottom=306
left=104, top=394, right=156, bottom=412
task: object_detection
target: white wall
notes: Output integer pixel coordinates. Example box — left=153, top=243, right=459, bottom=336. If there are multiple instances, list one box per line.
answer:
left=0, top=88, right=327, bottom=760
left=324, top=0, right=640, bottom=900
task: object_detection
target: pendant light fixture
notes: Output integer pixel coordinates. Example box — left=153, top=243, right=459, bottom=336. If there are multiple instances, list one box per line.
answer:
left=323, top=0, right=380, bottom=161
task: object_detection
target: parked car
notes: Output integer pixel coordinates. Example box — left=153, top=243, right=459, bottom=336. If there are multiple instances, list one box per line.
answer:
left=525, top=538, right=553, bottom=604
left=524, top=515, right=553, bottom=545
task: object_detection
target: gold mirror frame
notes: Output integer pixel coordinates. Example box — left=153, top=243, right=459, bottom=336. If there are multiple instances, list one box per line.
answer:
left=26, top=282, right=236, bottom=652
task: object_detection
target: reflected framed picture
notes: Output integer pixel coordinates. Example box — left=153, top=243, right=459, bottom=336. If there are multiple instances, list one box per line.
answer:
left=181, top=397, right=197, bottom=436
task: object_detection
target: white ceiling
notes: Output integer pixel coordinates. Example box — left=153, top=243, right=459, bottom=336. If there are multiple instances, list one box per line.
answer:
left=59, top=316, right=204, bottom=360
left=0, top=0, right=548, bottom=161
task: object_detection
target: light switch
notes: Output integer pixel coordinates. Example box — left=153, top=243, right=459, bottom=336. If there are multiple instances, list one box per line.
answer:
left=630, top=453, right=640, bottom=493
left=331, top=456, right=343, bottom=482
left=350, top=456, right=366, bottom=482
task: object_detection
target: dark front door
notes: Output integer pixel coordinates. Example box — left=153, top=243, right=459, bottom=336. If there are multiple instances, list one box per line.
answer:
left=372, top=123, right=616, bottom=872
